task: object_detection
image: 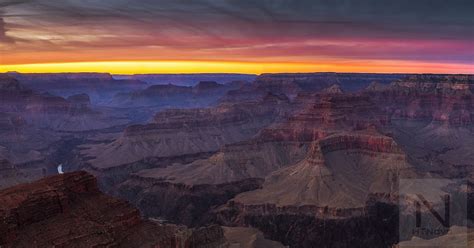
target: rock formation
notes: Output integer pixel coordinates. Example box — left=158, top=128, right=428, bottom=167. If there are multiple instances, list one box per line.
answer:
left=232, top=131, right=413, bottom=208
left=255, top=72, right=406, bottom=94
left=0, top=171, right=228, bottom=248
left=81, top=96, right=288, bottom=170
left=219, top=73, right=404, bottom=104
left=7, top=72, right=147, bottom=105
left=111, top=81, right=241, bottom=108
left=365, top=74, right=474, bottom=178
left=366, top=74, right=474, bottom=126
left=0, top=75, right=127, bottom=131
left=117, top=175, right=263, bottom=226
left=110, top=92, right=409, bottom=235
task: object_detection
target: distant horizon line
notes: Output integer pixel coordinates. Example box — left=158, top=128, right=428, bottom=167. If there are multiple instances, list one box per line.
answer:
left=3, top=71, right=473, bottom=76
left=1, top=60, right=473, bottom=75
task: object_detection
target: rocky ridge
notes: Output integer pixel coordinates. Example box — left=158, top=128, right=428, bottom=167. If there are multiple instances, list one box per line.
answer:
left=81, top=95, right=289, bottom=170
left=365, top=74, right=474, bottom=126
left=111, top=81, right=241, bottom=108
left=0, top=171, right=228, bottom=248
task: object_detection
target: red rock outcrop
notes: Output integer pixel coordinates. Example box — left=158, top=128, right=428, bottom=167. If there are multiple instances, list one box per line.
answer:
left=215, top=135, right=411, bottom=247
left=319, top=133, right=404, bottom=154
left=232, top=132, right=412, bottom=208
left=260, top=94, right=389, bottom=142
left=0, top=171, right=228, bottom=248
left=209, top=124, right=413, bottom=248
left=113, top=92, right=406, bottom=235
left=366, top=74, right=474, bottom=126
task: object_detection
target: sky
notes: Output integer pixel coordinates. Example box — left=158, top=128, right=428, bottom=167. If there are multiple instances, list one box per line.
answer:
left=0, top=0, right=473, bottom=74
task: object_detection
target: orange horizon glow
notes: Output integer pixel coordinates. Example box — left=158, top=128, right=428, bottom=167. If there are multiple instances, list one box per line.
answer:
left=2, top=1, right=473, bottom=76
left=1, top=60, right=473, bottom=75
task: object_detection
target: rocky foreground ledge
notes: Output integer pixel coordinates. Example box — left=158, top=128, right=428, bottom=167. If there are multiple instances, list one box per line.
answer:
left=0, top=171, right=230, bottom=248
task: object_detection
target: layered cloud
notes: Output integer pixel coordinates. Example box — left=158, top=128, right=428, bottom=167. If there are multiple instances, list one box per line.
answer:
left=0, top=0, right=473, bottom=72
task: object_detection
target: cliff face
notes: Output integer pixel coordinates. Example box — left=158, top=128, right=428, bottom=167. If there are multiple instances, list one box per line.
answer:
left=255, top=73, right=406, bottom=93
left=319, top=133, right=404, bottom=154
left=71, top=96, right=292, bottom=231
left=117, top=176, right=263, bottom=226
left=208, top=111, right=412, bottom=248
left=218, top=73, right=403, bottom=104
left=125, top=95, right=382, bottom=190
left=109, top=91, right=409, bottom=231
left=0, top=171, right=133, bottom=247
left=182, top=92, right=415, bottom=247
left=0, top=171, right=228, bottom=248
left=366, top=75, right=474, bottom=126
left=208, top=75, right=474, bottom=248
left=260, top=94, right=388, bottom=143
left=217, top=201, right=400, bottom=248
left=232, top=133, right=412, bottom=208
left=0, top=76, right=70, bottom=127
left=360, top=74, right=474, bottom=180
left=0, top=75, right=126, bottom=131
left=81, top=97, right=286, bottom=170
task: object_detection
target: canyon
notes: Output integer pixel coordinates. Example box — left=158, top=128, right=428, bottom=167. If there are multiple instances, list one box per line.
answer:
left=0, top=72, right=473, bottom=247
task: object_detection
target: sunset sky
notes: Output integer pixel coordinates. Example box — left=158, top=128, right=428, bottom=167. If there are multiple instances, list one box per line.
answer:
left=0, top=0, right=473, bottom=74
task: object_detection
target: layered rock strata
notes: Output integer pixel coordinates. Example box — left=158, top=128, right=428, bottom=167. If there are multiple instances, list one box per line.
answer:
left=0, top=171, right=228, bottom=248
